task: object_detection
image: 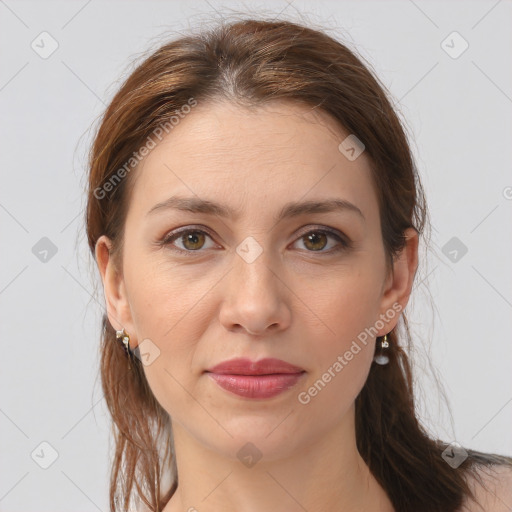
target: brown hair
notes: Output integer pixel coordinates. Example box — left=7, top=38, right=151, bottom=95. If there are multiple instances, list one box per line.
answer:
left=85, top=16, right=511, bottom=512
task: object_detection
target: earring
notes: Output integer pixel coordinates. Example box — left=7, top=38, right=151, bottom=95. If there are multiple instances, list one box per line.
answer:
left=116, top=328, right=133, bottom=369
left=373, top=334, right=390, bottom=365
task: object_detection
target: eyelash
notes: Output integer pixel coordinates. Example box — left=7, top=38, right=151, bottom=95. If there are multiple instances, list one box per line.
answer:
left=159, top=225, right=352, bottom=256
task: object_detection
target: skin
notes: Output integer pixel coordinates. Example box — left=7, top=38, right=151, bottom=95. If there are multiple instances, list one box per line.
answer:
left=95, top=100, right=419, bottom=512
left=462, top=465, right=512, bottom=512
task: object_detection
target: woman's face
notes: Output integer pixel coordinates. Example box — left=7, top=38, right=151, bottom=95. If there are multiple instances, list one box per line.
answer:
left=96, top=100, right=417, bottom=461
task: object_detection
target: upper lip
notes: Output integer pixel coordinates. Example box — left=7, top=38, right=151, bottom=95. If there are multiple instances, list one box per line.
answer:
left=206, top=357, right=305, bottom=375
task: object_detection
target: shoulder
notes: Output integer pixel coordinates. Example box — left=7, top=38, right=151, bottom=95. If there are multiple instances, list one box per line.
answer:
left=461, top=462, right=512, bottom=512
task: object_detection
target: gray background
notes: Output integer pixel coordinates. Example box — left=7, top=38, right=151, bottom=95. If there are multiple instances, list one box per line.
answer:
left=1, top=0, right=511, bottom=510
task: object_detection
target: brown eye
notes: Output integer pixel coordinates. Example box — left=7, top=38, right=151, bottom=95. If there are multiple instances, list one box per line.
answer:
left=293, top=229, right=349, bottom=254
left=163, top=229, right=216, bottom=252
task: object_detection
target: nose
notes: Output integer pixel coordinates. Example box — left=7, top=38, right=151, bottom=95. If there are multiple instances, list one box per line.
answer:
left=218, top=247, right=291, bottom=336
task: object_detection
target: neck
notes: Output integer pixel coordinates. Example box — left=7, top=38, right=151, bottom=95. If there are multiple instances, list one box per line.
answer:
left=163, top=406, right=394, bottom=512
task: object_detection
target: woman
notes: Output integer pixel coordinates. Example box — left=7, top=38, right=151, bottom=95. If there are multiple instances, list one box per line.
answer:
left=87, top=17, right=512, bottom=512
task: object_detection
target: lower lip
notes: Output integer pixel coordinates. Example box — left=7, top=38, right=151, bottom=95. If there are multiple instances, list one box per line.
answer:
left=207, top=372, right=305, bottom=399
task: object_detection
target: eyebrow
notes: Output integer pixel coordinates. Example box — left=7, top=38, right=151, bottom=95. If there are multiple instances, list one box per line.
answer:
left=146, top=196, right=365, bottom=223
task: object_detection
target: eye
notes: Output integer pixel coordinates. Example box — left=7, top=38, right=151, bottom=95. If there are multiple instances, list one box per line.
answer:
left=291, top=228, right=350, bottom=254
left=161, top=227, right=217, bottom=253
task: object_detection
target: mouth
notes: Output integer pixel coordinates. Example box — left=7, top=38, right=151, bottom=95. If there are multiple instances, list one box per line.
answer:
left=206, top=372, right=306, bottom=399
left=205, top=357, right=306, bottom=399
left=206, top=357, right=304, bottom=375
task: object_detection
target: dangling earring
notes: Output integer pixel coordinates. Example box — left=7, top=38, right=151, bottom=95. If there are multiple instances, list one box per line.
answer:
left=116, top=328, right=132, bottom=370
left=373, top=334, right=390, bottom=365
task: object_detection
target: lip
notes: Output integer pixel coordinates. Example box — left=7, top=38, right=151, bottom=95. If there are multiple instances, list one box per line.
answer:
left=207, top=357, right=304, bottom=375
left=205, top=358, right=306, bottom=399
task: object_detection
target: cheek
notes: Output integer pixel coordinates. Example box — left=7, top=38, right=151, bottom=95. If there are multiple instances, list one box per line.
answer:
left=125, top=255, right=209, bottom=342
left=295, top=289, right=377, bottom=424
left=124, top=259, right=217, bottom=415
left=294, top=264, right=381, bottom=411
left=307, top=261, right=383, bottom=342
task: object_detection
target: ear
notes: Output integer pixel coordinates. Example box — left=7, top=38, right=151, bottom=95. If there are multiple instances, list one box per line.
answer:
left=377, top=227, right=419, bottom=335
left=95, top=235, right=137, bottom=348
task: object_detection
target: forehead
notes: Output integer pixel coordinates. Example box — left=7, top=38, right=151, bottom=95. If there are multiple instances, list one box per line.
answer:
left=126, top=100, right=380, bottom=227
